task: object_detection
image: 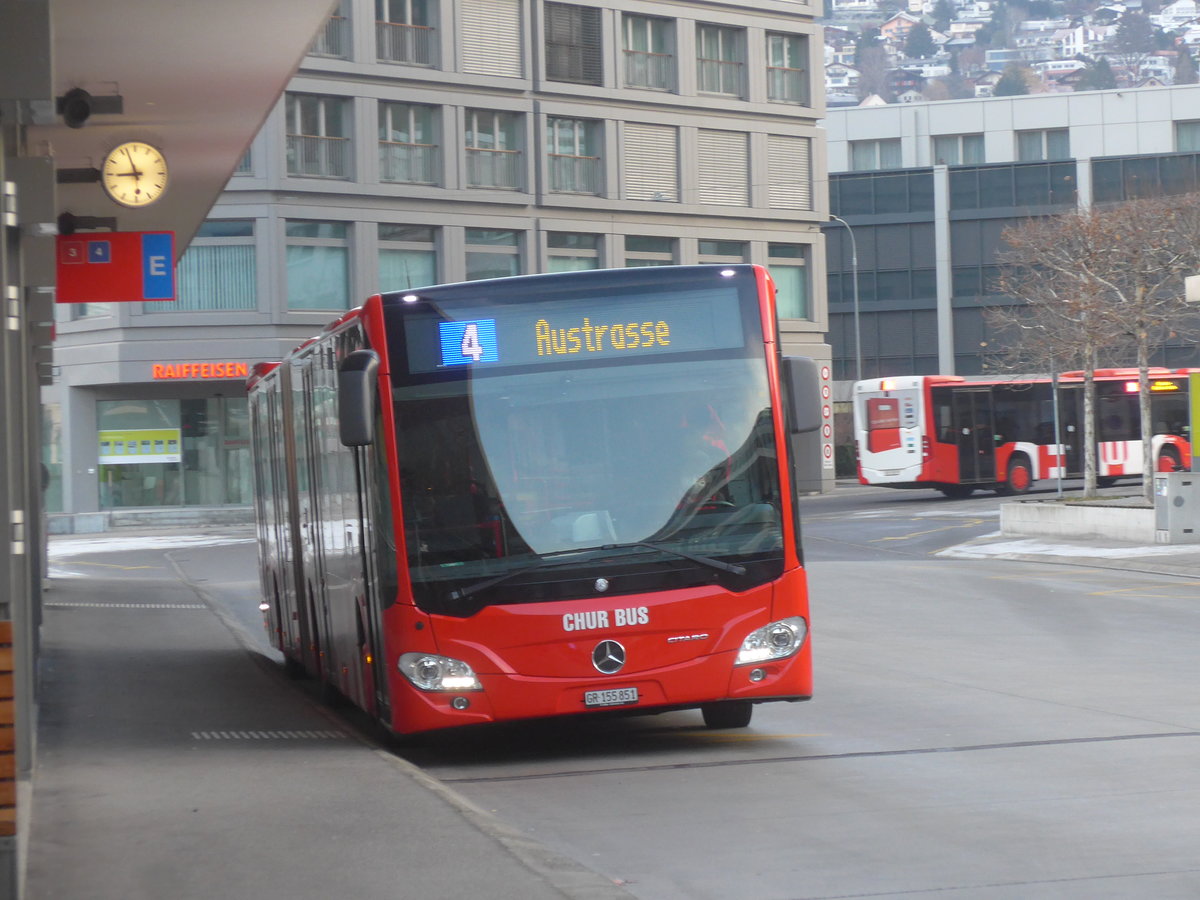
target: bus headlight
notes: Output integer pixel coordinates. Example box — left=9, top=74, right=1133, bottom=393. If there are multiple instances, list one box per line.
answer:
left=398, top=653, right=482, bottom=692
left=734, top=617, right=808, bottom=666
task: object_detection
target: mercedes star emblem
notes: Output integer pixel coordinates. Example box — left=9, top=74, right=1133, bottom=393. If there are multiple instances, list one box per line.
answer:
left=592, top=640, right=626, bottom=675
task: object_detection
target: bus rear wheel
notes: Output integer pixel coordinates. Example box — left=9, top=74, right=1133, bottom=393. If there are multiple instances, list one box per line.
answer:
left=1002, top=455, right=1033, bottom=495
left=701, top=700, right=753, bottom=729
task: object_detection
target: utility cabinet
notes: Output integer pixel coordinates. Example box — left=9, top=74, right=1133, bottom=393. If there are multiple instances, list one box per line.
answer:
left=1154, top=472, right=1200, bottom=544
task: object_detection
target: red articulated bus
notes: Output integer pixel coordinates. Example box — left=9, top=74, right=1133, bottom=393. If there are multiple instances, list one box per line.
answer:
left=248, top=265, right=820, bottom=736
left=853, top=369, right=1195, bottom=498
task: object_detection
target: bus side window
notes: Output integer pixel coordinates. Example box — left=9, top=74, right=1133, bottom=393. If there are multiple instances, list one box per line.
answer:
left=994, top=417, right=1015, bottom=444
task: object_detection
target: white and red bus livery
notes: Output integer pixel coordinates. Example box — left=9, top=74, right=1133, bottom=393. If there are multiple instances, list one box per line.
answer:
left=248, top=265, right=821, bottom=735
left=854, top=370, right=1194, bottom=498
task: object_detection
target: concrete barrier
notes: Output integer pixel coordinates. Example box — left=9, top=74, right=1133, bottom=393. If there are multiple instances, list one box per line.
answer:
left=1001, top=500, right=1155, bottom=543
left=48, top=506, right=253, bottom=534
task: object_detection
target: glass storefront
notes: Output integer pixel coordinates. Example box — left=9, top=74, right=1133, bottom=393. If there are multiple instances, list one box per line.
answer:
left=43, top=403, right=64, bottom=513
left=96, top=396, right=251, bottom=509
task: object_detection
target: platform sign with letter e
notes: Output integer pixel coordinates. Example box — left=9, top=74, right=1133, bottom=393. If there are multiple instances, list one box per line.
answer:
left=56, top=231, right=175, bottom=303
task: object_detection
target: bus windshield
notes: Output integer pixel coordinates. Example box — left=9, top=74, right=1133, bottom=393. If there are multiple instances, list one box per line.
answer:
left=394, top=354, right=783, bottom=615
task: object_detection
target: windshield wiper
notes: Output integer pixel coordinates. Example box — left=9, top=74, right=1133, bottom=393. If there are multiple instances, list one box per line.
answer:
left=447, top=547, right=599, bottom=602
left=604, top=541, right=746, bottom=576
left=446, top=540, right=745, bottom=603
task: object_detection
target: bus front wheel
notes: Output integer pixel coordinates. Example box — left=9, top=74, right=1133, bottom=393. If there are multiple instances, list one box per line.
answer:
left=1002, top=455, right=1033, bottom=495
left=701, top=701, right=753, bottom=729
left=1157, top=448, right=1182, bottom=473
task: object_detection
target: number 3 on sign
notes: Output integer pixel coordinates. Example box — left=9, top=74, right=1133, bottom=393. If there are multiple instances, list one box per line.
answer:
left=461, top=322, right=484, bottom=361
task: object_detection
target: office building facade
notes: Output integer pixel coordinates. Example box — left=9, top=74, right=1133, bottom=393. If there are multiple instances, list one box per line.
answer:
left=824, top=85, right=1200, bottom=382
left=48, top=0, right=830, bottom=525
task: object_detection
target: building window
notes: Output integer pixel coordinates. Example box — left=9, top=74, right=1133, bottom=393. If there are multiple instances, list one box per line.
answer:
left=624, top=235, right=675, bottom=267
left=1017, top=128, right=1069, bottom=161
left=97, top=398, right=251, bottom=508
left=144, top=221, right=256, bottom=313
left=768, top=243, right=809, bottom=320
left=376, top=0, right=437, bottom=65
left=622, top=122, right=678, bottom=201
left=286, top=93, right=351, bottom=179
left=698, top=240, right=747, bottom=263
left=933, top=133, right=984, bottom=166
left=950, top=162, right=1076, bottom=209
left=379, top=102, right=439, bottom=184
left=310, top=0, right=351, bottom=59
left=696, top=24, right=744, bottom=96
left=850, top=139, right=902, bottom=171
left=465, top=110, right=523, bottom=190
left=379, top=224, right=437, bottom=291
left=545, top=2, right=602, bottom=85
left=1092, top=154, right=1200, bottom=203
left=65, top=301, right=112, bottom=320
left=547, top=232, right=600, bottom=271
left=830, top=171, right=935, bottom=216
left=698, top=130, right=749, bottom=206
left=766, top=32, right=809, bottom=104
left=286, top=220, right=349, bottom=310
left=1176, top=121, right=1200, bottom=152
left=547, top=117, right=601, bottom=194
left=768, top=134, right=813, bottom=210
left=233, top=149, right=253, bottom=175
left=465, top=228, right=521, bottom=280
left=623, top=14, right=674, bottom=90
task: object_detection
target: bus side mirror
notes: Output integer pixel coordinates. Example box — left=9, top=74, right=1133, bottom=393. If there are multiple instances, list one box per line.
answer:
left=781, top=356, right=821, bottom=434
left=338, top=349, right=381, bottom=447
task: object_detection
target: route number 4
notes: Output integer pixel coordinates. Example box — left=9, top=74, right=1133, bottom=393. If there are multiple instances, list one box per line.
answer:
left=460, top=322, right=485, bottom=361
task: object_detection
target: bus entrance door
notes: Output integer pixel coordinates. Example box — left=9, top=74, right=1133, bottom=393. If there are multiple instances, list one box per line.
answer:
left=953, top=390, right=995, bottom=483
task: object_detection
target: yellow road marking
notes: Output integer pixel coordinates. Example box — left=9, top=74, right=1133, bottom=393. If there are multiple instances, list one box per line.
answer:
left=55, top=560, right=162, bottom=571
left=1089, top=580, right=1200, bottom=598
left=871, top=518, right=985, bottom=542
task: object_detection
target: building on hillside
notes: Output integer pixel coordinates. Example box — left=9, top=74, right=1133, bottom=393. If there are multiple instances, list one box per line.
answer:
left=46, top=0, right=831, bottom=523
left=823, top=84, right=1200, bottom=383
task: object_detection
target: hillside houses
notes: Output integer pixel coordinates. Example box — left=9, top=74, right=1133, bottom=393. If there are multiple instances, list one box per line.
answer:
left=824, top=0, right=1199, bottom=102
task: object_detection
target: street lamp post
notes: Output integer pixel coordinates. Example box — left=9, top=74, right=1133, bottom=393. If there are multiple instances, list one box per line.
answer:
left=829, top=215, right=862, bottom=382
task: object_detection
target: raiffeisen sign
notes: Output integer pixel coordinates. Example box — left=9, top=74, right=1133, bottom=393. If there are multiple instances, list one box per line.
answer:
left=151, top=362, right=250, bottom=380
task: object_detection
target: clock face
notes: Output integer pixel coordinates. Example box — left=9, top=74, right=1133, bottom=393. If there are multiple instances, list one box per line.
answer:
left=101, top=142, right=168, bottom=208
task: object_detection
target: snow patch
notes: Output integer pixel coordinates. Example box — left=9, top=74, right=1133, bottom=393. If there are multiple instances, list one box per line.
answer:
left=48, top=534, right=254, bottom=559
left=940, top=537, right=1199, bottom=560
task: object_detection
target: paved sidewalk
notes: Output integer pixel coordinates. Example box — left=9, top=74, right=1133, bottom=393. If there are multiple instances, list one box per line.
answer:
left=27, top=536, right=633, bottom=900
left=940, top=531, right=1200, bottom=579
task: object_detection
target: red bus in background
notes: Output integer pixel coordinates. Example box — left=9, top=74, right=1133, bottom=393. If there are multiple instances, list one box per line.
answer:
left=854, top=369, right=1195, bottom=498
left=248, top=265, right=821, bottom=736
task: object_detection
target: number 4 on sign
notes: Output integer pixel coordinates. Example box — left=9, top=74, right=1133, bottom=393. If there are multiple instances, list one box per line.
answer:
left=461, top=322, right=485, bottom=361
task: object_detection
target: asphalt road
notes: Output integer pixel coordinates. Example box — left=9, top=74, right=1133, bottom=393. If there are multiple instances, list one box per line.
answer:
left=405, top=484, right=1200, bottom=899
left=34, top=484, right=1200, bottom=899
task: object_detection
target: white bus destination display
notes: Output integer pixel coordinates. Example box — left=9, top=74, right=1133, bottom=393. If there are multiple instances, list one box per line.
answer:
left=406, top=286, right=747, bottom=374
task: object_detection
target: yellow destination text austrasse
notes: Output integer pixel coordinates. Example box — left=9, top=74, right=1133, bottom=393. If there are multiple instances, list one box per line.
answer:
left=535, top=317, right=670, bottom=356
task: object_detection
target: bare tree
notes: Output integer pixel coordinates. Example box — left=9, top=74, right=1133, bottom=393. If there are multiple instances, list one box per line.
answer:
left=1110, top=12, right=1159, bottom=82
left=1079, top=195, right=1200, bottom=500
left=986, top=195, right=1200, bottom=500
left=986, top=215, right=1122, bottom=496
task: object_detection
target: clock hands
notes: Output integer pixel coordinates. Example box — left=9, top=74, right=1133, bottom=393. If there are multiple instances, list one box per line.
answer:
left=118, top=146, right=143, bottom=180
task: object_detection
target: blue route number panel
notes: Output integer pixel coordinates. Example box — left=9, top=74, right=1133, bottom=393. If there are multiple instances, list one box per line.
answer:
left=439, top=319, right=500, bottom=367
